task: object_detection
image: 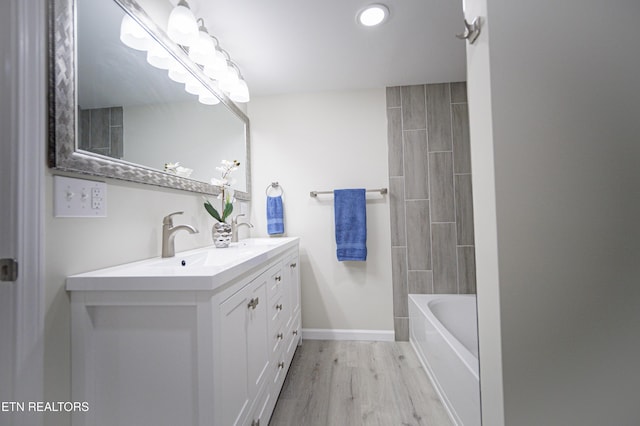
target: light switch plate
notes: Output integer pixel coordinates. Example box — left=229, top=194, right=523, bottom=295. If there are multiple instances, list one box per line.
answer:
left=54, top=175, right=107, bottom=217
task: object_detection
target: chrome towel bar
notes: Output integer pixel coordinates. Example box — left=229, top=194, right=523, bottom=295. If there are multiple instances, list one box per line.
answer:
left=309, top=188, right=387, bottom=197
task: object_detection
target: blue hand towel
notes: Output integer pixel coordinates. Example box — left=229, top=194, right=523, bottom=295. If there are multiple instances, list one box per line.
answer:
left=334, top=189, right=367, bottom=261
left=267, top=195, right=284, bottom=235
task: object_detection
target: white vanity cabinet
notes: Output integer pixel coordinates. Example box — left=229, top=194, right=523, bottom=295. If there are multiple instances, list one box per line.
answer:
left=67, top=238, right=301, bottom=426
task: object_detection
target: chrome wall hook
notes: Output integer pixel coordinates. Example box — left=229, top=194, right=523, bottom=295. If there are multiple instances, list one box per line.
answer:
left=456, top=17, right=482, bottom=44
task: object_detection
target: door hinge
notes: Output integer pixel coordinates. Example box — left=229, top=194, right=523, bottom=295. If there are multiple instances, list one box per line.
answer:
left=0, top=258, right=18, bottom=282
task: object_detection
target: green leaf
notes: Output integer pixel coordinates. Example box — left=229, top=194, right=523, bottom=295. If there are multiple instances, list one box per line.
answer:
left=222, top=202, right=234, bottom=222
left=204, top=201, right=222, bottom=222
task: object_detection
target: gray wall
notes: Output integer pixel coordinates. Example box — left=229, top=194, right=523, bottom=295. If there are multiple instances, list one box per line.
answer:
left=386, top=83, right=475, bottom=340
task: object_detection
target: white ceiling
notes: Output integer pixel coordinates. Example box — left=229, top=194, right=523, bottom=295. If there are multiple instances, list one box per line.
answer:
left=195, top=0, right=467, bottom=97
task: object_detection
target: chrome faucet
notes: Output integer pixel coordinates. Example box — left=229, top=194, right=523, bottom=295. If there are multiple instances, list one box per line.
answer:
left=162, top=211, right=198, bottom=258
left=231, top=214, right=254, bottom=243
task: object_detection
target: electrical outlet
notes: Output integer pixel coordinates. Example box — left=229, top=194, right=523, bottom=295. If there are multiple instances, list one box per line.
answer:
left=54, top=176, right=107, bottom=217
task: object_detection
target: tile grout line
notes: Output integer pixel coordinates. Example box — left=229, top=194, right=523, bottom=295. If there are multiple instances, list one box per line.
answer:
left=425, top=84, right=435, bottom=294
left=399, top=86, right=409, bottom=338
left=449, top=82, right=462, bottom=295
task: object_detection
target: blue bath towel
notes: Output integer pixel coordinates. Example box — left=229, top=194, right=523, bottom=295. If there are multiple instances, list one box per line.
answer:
left=334, top=189, right=367, bottom=261
left=267, top=195, right=284, bottom=235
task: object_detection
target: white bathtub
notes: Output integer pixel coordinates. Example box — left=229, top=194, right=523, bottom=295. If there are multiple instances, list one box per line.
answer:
left=408, top=294, right=480, bottom=426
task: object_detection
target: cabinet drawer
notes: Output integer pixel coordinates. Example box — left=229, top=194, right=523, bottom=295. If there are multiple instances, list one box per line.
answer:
left=285, top=313, right=301, bottom=366
left=244, top=383, right=275, bottom=426
left=269, top=322, right=285, bottom=360
left=269, top=292, right=285, bottom=330
left=272, top=354, right=288, bottom=391
left=267, top=267, right=284, bottom=301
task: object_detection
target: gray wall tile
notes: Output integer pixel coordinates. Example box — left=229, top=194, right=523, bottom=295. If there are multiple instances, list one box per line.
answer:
left=403, top=130, right=429, bottom=200
left=401, top=85, right=426, bottom=130
left=406, top=200, right=431, bottom=271
left=450, top=82, right=468, bottom=103
left=391, top=247, right=408, bottom=318
left=432, top=223, right=458, bottom=293
left=386, top=87, right=401, bottom=108
left=429, top=152, right=455, bottom=222
left=452, top=103, right=471, bottom=174
left=408, top=270, right=433, bottom=294
left=426, top=83, right=452, bottom=152
left=111, top=126, right=123, bottom=159
left=90, top=108, right=110, bottom=149
left=387, top=107, right=403, bottom=177
left=110, top=107, right=123, bottom=126
left=394, top=317, right=409, bottom=342
left=388, top=82, right=476, bottom=324
left=389, top=177, right=406, bottom=247
left=79, top=109, right=91, bottom=150
left=457, top=247, right=477, bottom=294
left=455, top=174, right=475, bottom=245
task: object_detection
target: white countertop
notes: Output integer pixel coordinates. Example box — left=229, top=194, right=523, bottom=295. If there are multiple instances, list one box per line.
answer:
left=66, top=237, right=299, bottom=292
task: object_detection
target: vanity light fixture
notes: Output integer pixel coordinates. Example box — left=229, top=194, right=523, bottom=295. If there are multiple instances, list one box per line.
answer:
left=184, top=75, right=207, bottom=95
left=146, top=39, right=173, bottom=69
left=120, top=14, right=150, bottom=50
left=357, top=4, right=390, bottom=27
left=203, top=37, right=232, bottom=80
left=230, top=78, right=250, bottom=103
left=219, top=64, right=240, bottom=93
left=198, top=91, right=221, bottom=105
left=167, top=60, right=191, bottom=83
left=167, top=0, right=199, bottom=46
left=118, top=5, right=250, bottom=103
left=188, top=19, right=216, bottom=66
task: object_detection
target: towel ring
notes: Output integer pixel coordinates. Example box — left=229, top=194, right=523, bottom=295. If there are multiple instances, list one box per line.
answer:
left=265, top=182, right=284, bottom=197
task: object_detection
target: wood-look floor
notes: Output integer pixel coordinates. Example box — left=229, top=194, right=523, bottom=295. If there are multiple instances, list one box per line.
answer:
left=269, top=340, right=453, bottom=426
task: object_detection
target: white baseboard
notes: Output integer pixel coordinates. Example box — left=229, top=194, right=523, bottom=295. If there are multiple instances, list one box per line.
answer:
left=302, top=328, right=395, bottom=342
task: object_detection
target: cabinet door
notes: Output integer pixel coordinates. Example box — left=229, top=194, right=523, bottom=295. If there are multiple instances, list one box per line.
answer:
left=287, top=255, right=300, bottom=323
left=247, top=276, right=270, bottom=393
left=218, top=275, right=270, bottom=426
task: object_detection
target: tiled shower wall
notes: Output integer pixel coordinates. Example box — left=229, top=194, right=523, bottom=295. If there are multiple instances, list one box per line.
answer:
left=387, top=83, right=476, bottom=341
left=79, top=106, right=124, bottom=159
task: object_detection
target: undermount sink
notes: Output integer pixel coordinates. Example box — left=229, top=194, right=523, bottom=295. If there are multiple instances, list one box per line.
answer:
left=66, top=237, right=299, bottom=291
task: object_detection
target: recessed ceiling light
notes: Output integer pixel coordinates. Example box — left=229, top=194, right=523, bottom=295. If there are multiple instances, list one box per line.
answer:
left=357, top=4, right=390, bottom=27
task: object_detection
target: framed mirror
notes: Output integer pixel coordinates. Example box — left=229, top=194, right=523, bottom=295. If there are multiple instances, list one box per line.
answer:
left=48, top=0, right=251, bottom=200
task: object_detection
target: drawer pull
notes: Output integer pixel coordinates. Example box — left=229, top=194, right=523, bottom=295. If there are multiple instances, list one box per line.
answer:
left=251, top=420, right=260, bottom=426
left=290, top=262, right=297, bottom=268
left=278, top=361, right=285, bottom=369
left=293, top=330, right=298, bottom=336
left=277, top=333, right=283, bottom=340
left=247, top=297, right=259, bottom=310
left=275, top=275, right=282, bottom=282
left=276, top=303, right=283, bottom=311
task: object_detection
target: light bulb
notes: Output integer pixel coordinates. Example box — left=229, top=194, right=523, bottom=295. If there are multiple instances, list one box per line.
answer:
left=120, top=14, right=150, bottom=51
left=189, top=29, right=216, bottom=66
left=219, top=65, right=239, bottom=93
left=146, top=40, right=172, bottom=69
left=230, top=79, right=250, bottom=103
left=184, top=76, right=207, bottom=95
left=199, top=92, right=220, bottom=105
left=203, top=51, right=228, bottom=80
left=167, top=1, right=199, bottom=46
left=168, top=61, right=190, bottom=83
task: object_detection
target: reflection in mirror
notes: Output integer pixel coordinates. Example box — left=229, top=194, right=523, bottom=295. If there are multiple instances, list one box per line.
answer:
left=49, top=0, right=250, bottom=199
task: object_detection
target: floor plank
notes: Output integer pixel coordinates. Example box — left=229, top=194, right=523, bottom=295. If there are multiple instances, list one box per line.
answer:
left=269, top=340, right=453, bottom=426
